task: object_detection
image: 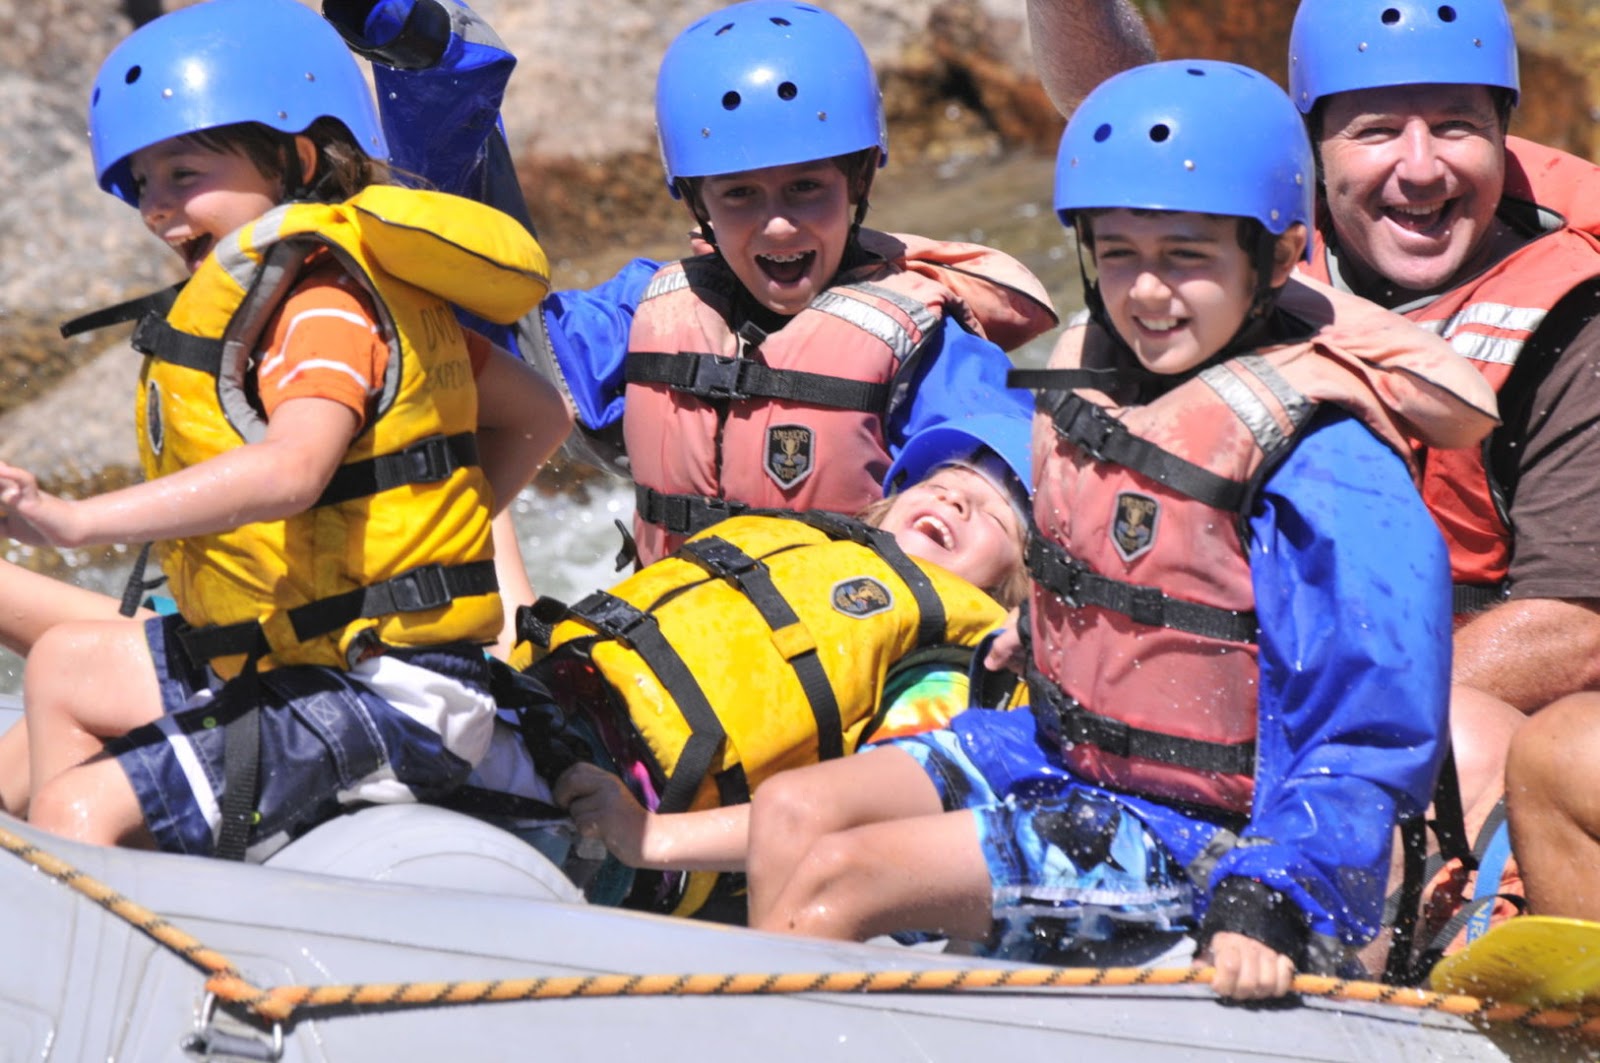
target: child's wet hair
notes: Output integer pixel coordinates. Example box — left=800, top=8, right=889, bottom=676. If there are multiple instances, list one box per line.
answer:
left=179, top=117, right=391, bottom=203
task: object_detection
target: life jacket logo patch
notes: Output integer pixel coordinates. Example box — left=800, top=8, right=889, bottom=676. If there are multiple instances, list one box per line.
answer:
left=1111, top=491, right=1158, bottom=562
left=145, top=381, right=164, bottom=457
left=765, top=423, right=815, bottom=489
left=831, top=576, right=893, bottom=618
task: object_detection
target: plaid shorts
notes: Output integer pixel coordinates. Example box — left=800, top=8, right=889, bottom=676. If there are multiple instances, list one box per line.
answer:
left=111, top=615, right=494, bottom=860
left=890, top=709, right=1197, bottom=960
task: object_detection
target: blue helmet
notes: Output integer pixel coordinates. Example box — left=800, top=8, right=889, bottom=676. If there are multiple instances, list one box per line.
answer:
left=89, top=0, right=389, bottom=206
left=1288, top=0, right=1519, bottom=115
left=1055, top=60, right=1314, bottom=253
left=883, top=411, right=1034, bottom=518
left=655, top=0, right=888, bottom=195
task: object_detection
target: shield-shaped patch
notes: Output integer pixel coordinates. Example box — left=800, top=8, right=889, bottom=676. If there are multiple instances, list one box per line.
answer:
left=1111, top=491, right=1159, bottom=562
left=765, top=423, right=815, bottom=489
left=831, top=576, right=894, bottom=618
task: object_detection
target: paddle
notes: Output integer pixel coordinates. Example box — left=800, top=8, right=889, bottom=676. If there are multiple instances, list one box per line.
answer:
left=1430, top=915, right=1600, bottom=1008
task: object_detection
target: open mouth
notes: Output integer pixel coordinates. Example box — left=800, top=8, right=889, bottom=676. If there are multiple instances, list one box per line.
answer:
left=757, top=251, right=815, bottom=285
left=911, top=514, right=954, bottom=550
left=176, top=234, right=213, bottom=271
left=1383, top=199, right=1452, bottom=237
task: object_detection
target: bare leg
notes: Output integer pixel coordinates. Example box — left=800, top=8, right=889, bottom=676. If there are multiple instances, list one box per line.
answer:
left=29, top=755, right=156, bottom=848
left=1506, top=692, right=1600, bottom=919
left=25, top=619, right=162, bottom=802
left=0, top=558, right=138, bottom=658
left=0, top=719, right=28, bottom=815
left=1448, top=683, right=1523, bottom=817
left=753, top=808, right=992, bottom=943
left=747, top=746, right=948, bottom=929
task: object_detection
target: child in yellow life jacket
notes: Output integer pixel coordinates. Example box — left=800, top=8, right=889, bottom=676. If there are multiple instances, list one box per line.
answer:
left=466, top=413, right=1033, bottom=920
left=0, top=0, right=567, bottom=859
left=743, top=61, right=1499, bottom=999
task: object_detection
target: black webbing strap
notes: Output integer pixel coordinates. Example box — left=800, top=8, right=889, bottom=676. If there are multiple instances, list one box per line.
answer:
left=678, top=535, right=845, bottom=763
left=176, top=619, right=272, bottom=669
left=58, top=284, right=182, bottom=339
left=214, top=694, right=261, bottom=862
left=178, top=561, right=498, bottom=664
left=289, top=560, right=498, bottom=642
left=128, top=315, right=226, bottom=373
left=1382, top=814, right=1432, bottom=985
left=315, top=433, right=480, bottom=509
left=1428, top=746, right=1479, bottom=869
left=565, top=590, right=725, bottom=815
left=1027, top=670, right=1257, bottom=777
left=116, top=542, right=167, bottom=618
left=626, top=351, right=890, bottom=412
left=1040, top=391, right=1248, bottom=512
left=58, top=283, right=225, bottom=374
left=1027, top=536, right=1258, bottom=644
left=1452, top=581, right=1509, bottom=617
left=796, top=511, right=948, bottom=647
left=635, top=485, right=750, bottom=537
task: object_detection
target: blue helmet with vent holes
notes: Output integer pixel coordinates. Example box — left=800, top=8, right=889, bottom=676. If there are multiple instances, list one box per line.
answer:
left=89, top=0, right=388, bottom=206
left=655, top=0, right=887, bottom=195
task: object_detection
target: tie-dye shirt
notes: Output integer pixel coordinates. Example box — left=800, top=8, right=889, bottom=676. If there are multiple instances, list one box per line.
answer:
left=861, top=663, right=973, bottom=747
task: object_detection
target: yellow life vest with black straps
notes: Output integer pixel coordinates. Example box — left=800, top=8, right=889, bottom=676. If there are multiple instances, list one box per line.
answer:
left=135, top=186, right=550, bottom=677
left=529, top=511, right=1009, bottom=916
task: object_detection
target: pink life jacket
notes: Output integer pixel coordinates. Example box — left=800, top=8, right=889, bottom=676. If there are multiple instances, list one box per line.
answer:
left=1024, top=285, right=1495, bottom=814
left=622, top=230, right=1056, bottom=567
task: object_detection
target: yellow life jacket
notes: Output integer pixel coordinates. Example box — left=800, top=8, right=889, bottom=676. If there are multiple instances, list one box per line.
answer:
left=135, top=186, right=550, bottom=677
left=528, top=511, right=1009, bottom=916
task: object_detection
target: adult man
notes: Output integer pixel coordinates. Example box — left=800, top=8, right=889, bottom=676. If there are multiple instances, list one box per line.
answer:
left=1029, top=0, right=1600, bottom=939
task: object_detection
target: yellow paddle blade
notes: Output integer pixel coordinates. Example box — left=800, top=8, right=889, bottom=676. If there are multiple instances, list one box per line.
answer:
left=1430, top=915, right=1600, bottom=1007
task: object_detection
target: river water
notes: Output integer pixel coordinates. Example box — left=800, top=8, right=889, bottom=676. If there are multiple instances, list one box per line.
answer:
left=0, top=148, right=1079, bottom=692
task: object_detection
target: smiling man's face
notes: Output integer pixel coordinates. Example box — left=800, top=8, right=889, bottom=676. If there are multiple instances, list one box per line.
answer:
left=1317, top=83, right=1507, bottom=298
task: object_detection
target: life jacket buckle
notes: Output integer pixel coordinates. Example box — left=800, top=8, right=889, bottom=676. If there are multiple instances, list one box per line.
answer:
left=387, top=563, right=450, bottom=612
left=1057, top=396, right=1119, bottom=462
left=400, top=434, right=456, bottom=483
left=690, top=354, right=748, bottom=400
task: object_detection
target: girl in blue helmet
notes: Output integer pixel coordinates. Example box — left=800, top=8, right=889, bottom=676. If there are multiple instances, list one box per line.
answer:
left=744, top=60, right=1497, bottom=998
left=0, top=0, right=570, bottom=859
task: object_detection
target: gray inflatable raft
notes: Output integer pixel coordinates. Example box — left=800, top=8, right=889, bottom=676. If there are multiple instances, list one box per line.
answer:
left=0, top=703, right=1582, bottom=1062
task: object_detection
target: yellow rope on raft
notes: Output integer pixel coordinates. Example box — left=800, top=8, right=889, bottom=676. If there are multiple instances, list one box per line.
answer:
left=5, top=820, right=1599, bottom=1035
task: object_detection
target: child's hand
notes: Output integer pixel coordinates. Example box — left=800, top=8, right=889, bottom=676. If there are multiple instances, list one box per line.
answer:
left=1197, top=931, right=1296, bottom=1000
left=0, top=464, right=74, bottom=547
left=982, top=608, right=1026, bottom=673
left=554, top=761, right=650, bottom=867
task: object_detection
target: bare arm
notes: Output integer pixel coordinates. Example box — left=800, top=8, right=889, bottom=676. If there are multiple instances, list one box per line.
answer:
left=1453, top=598, right=1600, bottom=713
left=474, top=343, right=574, bottom=513
left=555, top=761, right=752, bottom=872
left=1027, top=0, right=1156, bottom=118
left=0, top=397, right=357, bottom=549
